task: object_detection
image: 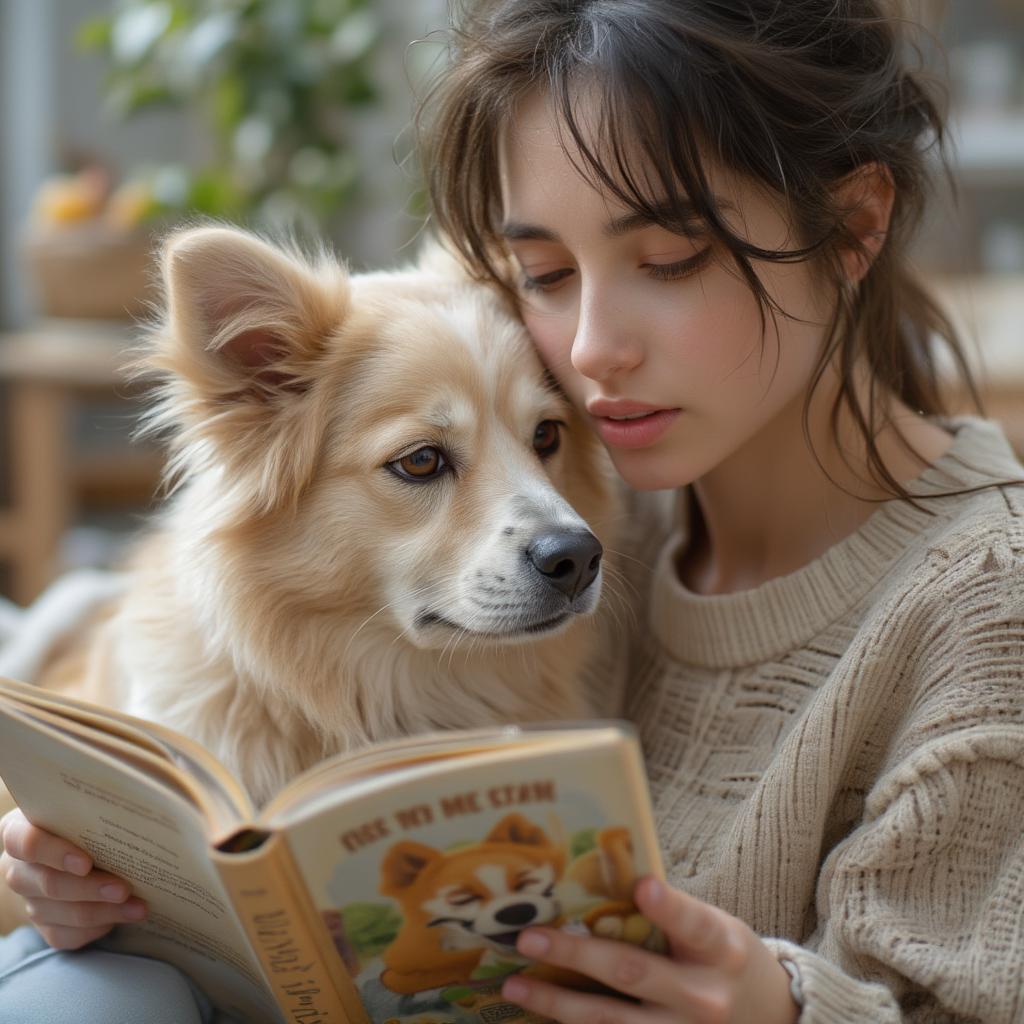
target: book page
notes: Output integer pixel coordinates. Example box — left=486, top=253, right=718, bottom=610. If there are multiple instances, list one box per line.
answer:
left=263, top=723, right=625, bottom=826
left=0, top=702, right=282, bottom=1024
left=0, top=674, right=253, bottom=829
left=279, top=728, right=663, bottom=1024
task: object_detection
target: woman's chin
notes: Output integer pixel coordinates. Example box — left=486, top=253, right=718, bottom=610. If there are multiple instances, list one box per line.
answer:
left=607, top=447, right=701, bottom=492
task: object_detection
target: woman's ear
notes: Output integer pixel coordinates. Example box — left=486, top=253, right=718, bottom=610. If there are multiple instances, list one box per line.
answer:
left=835, top=161, right=895, bottom=284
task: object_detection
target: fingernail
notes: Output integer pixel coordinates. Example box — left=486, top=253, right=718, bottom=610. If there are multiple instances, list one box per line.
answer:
left=503, top=976, right=529, bottom=1001
left=517, top=930, right=550, bottom=958
left=64, top=854, right=90, bottom=876
left=100, top=883, right=127, bottom=902
left=121, top=901, right=146, bottom=920
left=642, top=877, right=665, bottom=905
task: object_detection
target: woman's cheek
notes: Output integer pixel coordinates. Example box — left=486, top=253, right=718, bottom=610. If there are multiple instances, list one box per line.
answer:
left=671, top=280, right=767, bottom=391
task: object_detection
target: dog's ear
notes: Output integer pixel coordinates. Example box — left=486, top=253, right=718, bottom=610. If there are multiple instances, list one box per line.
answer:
left=415, top=232, right=519, bottom=291
left=415, top=233, right=523, bottom=323
left=143, top=224, right=350, bottom=514
left=415, top=232, right=472, bottom=280
left=485, top=813, right=553, bottom=849
left=380, top=841, right=442, bottom=896
left=161, top=224, right=349, bottom=396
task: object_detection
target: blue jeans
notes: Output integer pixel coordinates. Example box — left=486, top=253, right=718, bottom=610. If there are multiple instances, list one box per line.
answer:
left=0, top=926, right=246, bottom=1024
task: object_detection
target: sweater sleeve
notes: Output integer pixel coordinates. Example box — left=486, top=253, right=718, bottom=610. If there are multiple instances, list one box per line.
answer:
left=761, top=726, right=1024, bottom=1023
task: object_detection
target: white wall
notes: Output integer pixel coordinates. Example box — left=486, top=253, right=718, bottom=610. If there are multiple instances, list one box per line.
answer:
left=0, top=0, right=56, bottom=328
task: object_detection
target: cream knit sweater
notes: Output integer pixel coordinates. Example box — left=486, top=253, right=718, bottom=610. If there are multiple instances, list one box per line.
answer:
left=589, top=416, right=1024, bottom=1023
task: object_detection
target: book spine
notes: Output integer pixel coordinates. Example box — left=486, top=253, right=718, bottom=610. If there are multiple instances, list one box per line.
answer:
left=213, top=831, right=368, bottom=1024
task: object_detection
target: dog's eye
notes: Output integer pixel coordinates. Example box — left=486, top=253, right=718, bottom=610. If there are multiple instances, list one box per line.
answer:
left=391, top=446, right=448, bottom=482
left=533, top=420, right=561, bottom=459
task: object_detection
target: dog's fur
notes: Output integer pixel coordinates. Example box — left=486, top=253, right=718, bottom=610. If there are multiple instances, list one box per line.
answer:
left=35, top=226, right=620, bottom=806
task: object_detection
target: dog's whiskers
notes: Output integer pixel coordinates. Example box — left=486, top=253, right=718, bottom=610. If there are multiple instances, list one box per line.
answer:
left=603, top=544, right=657, bottom=573
left=348, top=576, right=457, bottom=661
left=597, top=561, right=640, bottom=632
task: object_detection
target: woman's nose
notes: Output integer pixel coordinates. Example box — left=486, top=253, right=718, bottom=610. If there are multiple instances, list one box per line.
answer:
left=570, top=287, right=643, bottom=381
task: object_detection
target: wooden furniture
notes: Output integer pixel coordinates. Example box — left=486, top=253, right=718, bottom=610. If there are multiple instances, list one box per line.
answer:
left=0, top=322, right=163, bottom=605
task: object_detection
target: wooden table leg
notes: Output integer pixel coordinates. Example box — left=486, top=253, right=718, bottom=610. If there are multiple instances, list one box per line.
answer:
left=7, top=381, right=71, bottom=606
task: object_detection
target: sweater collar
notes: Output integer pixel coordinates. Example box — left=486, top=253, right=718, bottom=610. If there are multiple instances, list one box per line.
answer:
left=649, top=416, right=1023, bottom=669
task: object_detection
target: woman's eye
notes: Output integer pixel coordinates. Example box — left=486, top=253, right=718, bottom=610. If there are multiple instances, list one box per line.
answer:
left=643, top=247, right=713, bottom=281
left=390, top=446, right=448, bottom=482
left=533, top=420, right=561, bottom=458
left=521, top=267, right=574, bottom=293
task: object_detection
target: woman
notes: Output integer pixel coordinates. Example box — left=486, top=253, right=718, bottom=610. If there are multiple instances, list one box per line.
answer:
left=3, top=2, right=1023, bottom=1021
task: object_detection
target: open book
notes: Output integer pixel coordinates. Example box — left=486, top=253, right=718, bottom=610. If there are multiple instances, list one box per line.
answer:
left=0, top=676, right=665, bottom=1024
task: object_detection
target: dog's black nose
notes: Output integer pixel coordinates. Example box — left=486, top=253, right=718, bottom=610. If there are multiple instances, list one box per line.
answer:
left=527, top=530, right=603, bottom=600
left=494, top=903, right=539, bottom=927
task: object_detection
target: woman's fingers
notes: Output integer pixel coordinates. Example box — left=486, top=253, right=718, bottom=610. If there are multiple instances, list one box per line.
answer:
left=5, top=858, right=148, bottom=933
left=24, top=895, right=146, bottom=930
left=500, top=877, right=755, bottom=1021
left=3, top=856, right=137, bottom=905
left=0, top=808, right=92, bottom=876
left=0, top=806, right=147, bottom=949
left=634, top=876, right=748, bottom=969
left=508, top=928, right=730, bottom=1021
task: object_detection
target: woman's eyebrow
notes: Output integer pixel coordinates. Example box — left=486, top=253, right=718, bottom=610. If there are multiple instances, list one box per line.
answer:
left=500, top=221, right=560, bottom=242
left=500, top=199, right=726, bottom=242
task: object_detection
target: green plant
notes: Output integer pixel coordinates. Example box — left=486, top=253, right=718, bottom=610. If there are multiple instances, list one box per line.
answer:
left=78, top=0, right=384, bottom=236
left=339, top=901, right=402, bottom=958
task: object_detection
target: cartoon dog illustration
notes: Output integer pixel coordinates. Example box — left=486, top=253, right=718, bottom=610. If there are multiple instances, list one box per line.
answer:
left=563, top=826, right=667, bottom=950
left=378, top=812, right=660, bottom=996
left=379, top=813, right=564, bottom=994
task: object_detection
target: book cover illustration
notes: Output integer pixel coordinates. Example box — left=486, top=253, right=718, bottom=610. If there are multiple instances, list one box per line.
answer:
left=295, top=760, right=665, bottom=1024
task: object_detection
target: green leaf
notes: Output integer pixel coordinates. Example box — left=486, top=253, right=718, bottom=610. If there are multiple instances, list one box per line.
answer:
left=78, top=0, right=392, bottom=223
left=105, top=77, right=181, bottom=118
left=340, top=902, right=403, bottom=958
left=471, top=960, right=524, bottom=979
left=211, top=75, right=246, bottom=133
left=186, top=169, right=248, bottom=216
left=76, top=17, right=113, bottom=52
left=441, top=986, right=477, bottom=1003
left=339, top=71, right=377, bottom=106
left=570, top=828, right=598, bottom=860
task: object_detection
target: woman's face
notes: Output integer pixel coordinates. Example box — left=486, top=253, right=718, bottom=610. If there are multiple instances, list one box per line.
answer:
left=498, top=90, right=836, bottom=492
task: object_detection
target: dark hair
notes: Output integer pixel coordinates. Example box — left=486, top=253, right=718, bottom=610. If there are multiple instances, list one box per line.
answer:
left=416, top=0, right=1011, bottom=509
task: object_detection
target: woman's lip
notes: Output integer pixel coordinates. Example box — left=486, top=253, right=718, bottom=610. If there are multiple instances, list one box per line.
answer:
left=591, top=408, right=682, bottom=449
left=587, top=400, right=666, bottom=418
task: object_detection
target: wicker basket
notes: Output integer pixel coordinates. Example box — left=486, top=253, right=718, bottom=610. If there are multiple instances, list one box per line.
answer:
left=22, top=224, right=160, bottom=321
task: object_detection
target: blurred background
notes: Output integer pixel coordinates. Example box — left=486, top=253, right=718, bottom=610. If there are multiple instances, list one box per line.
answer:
left=0, top=0, right=1020, bottom=605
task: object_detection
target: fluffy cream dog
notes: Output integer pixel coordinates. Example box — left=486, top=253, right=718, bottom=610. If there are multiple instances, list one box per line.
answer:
left=36, top=225, right=621, bottom=805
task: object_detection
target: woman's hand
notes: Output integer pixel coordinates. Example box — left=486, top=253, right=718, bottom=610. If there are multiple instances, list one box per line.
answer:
left=502, top=876, right=800, bottom=1024
left=0, top=807, right=147, bottom=949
